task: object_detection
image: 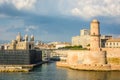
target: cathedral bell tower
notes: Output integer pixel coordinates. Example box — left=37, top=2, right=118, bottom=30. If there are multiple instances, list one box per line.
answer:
left=16, top=32, right=22, bottom=42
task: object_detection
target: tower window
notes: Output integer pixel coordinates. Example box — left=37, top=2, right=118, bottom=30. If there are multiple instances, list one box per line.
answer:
left=110, top=43, right=112, bottom=45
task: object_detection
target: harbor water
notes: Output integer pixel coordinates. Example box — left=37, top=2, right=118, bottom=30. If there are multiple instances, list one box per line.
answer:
left=0, top=62, right=120, bottom=80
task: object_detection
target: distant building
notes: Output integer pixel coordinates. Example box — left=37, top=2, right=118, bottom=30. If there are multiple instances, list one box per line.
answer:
left=72, top=29, right=90, bottom=48
left=8, top=32, right=34, bottom=50
left=100, top=35, right=112, bottom=47
left=48, top=42, right=71, bottom=49
left=80, top=29, right=90, bottom=36
left=55, top=42, right=71, bottom=49
left=71, top=28, right=120, bottom=48
left=105, top=38, right=120, bottom=48
left=35, top=41, right=55, bottom=49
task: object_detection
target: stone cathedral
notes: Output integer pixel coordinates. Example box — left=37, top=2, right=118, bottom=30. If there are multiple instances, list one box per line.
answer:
left=8, top=33, right=34, bottom=50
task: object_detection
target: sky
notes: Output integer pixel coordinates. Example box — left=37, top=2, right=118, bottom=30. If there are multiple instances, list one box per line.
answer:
left=0, top=0, right=120, bottom=42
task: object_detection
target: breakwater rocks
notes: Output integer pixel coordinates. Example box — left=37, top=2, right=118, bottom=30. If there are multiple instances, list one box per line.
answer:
left=56, top=62, right=120, bottom=71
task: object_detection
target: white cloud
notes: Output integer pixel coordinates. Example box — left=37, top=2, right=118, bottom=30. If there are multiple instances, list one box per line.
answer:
left=12, top=0, right=36, bottom=10
left=0, top=0, right=36, bottom=10
left=70, top=0, right=120, bottom=18
left=25, top=25, right=37, bottom=32
left=0, top=0, right=119, bottom=19
left=0, top=0, right=119, bottom=25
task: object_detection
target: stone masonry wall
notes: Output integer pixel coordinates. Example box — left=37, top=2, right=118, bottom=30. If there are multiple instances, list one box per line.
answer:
left=102, top=48, right=120, bottom=65
left=55, top=49, right=120, bottom=65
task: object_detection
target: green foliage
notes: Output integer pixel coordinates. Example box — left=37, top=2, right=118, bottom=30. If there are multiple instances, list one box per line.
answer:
left=87, top=44, right=90, bottom=46
left=59, top=45, right=87, bottom=50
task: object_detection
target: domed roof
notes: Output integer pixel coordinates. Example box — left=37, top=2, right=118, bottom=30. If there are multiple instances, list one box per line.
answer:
left=92, top=19, right=99, bottom=23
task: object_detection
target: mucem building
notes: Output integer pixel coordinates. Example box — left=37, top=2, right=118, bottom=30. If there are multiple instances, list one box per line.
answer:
left=0, top=33, right=42, bottom=65
left=0, top=50, right=42, bottom=65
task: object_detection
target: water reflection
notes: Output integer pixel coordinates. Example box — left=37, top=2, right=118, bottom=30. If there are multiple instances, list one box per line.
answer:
left=57, top=65, right=120, bottom=80
left=0, top=63, right=120, bottom=80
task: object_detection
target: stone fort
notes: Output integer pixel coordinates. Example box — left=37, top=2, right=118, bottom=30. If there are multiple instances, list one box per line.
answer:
left=56, top=19, right=120, bottom=71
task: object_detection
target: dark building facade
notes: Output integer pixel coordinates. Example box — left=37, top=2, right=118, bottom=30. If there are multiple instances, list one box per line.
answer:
left=0, top=50, right=42, bottom=65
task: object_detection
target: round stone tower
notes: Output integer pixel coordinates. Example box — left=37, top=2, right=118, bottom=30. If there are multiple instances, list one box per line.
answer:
left=90, top=19, right=100, bottom=51
left=87, top=19, right=107, bottom=64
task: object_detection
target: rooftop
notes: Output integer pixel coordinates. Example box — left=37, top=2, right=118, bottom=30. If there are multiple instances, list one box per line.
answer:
left=106, top=38, right=120, bottom=42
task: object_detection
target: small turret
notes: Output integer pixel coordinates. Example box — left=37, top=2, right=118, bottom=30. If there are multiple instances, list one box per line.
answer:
left=16, top=32, right=22, bottom=42
left=30, top=35, right=34, bottom=41
left=24, top=34, right=28, bottom=41
left=11, top=40, right=16, bottom=45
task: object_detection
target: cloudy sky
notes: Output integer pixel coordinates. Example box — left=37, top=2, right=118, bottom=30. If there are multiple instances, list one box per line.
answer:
left=0, top=0, right=120, bottom=42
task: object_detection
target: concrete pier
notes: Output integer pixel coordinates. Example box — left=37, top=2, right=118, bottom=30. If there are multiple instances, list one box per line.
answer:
left=0, top=61, right=47, bottom=72
left=0, top=65, right=32, bottom=72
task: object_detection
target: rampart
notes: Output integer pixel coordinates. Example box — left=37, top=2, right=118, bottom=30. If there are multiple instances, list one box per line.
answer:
left=102, top=48, right=120, bottom=65
left=56, top=49, right=120, bottom=71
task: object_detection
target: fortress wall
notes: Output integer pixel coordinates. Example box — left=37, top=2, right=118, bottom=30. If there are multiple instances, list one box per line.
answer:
left=83, top=51, right=107, bottom=64
left=102, top=48, right=120, bottom=58
left=56, top=50, right=120, bottom=70
left=102, top=48, right=120, bottom=65
left=54, top=50, right=106, bottom=65
left=66, top=50, right=89, bottom=64
left=66, top=50, right=106, bottom=65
